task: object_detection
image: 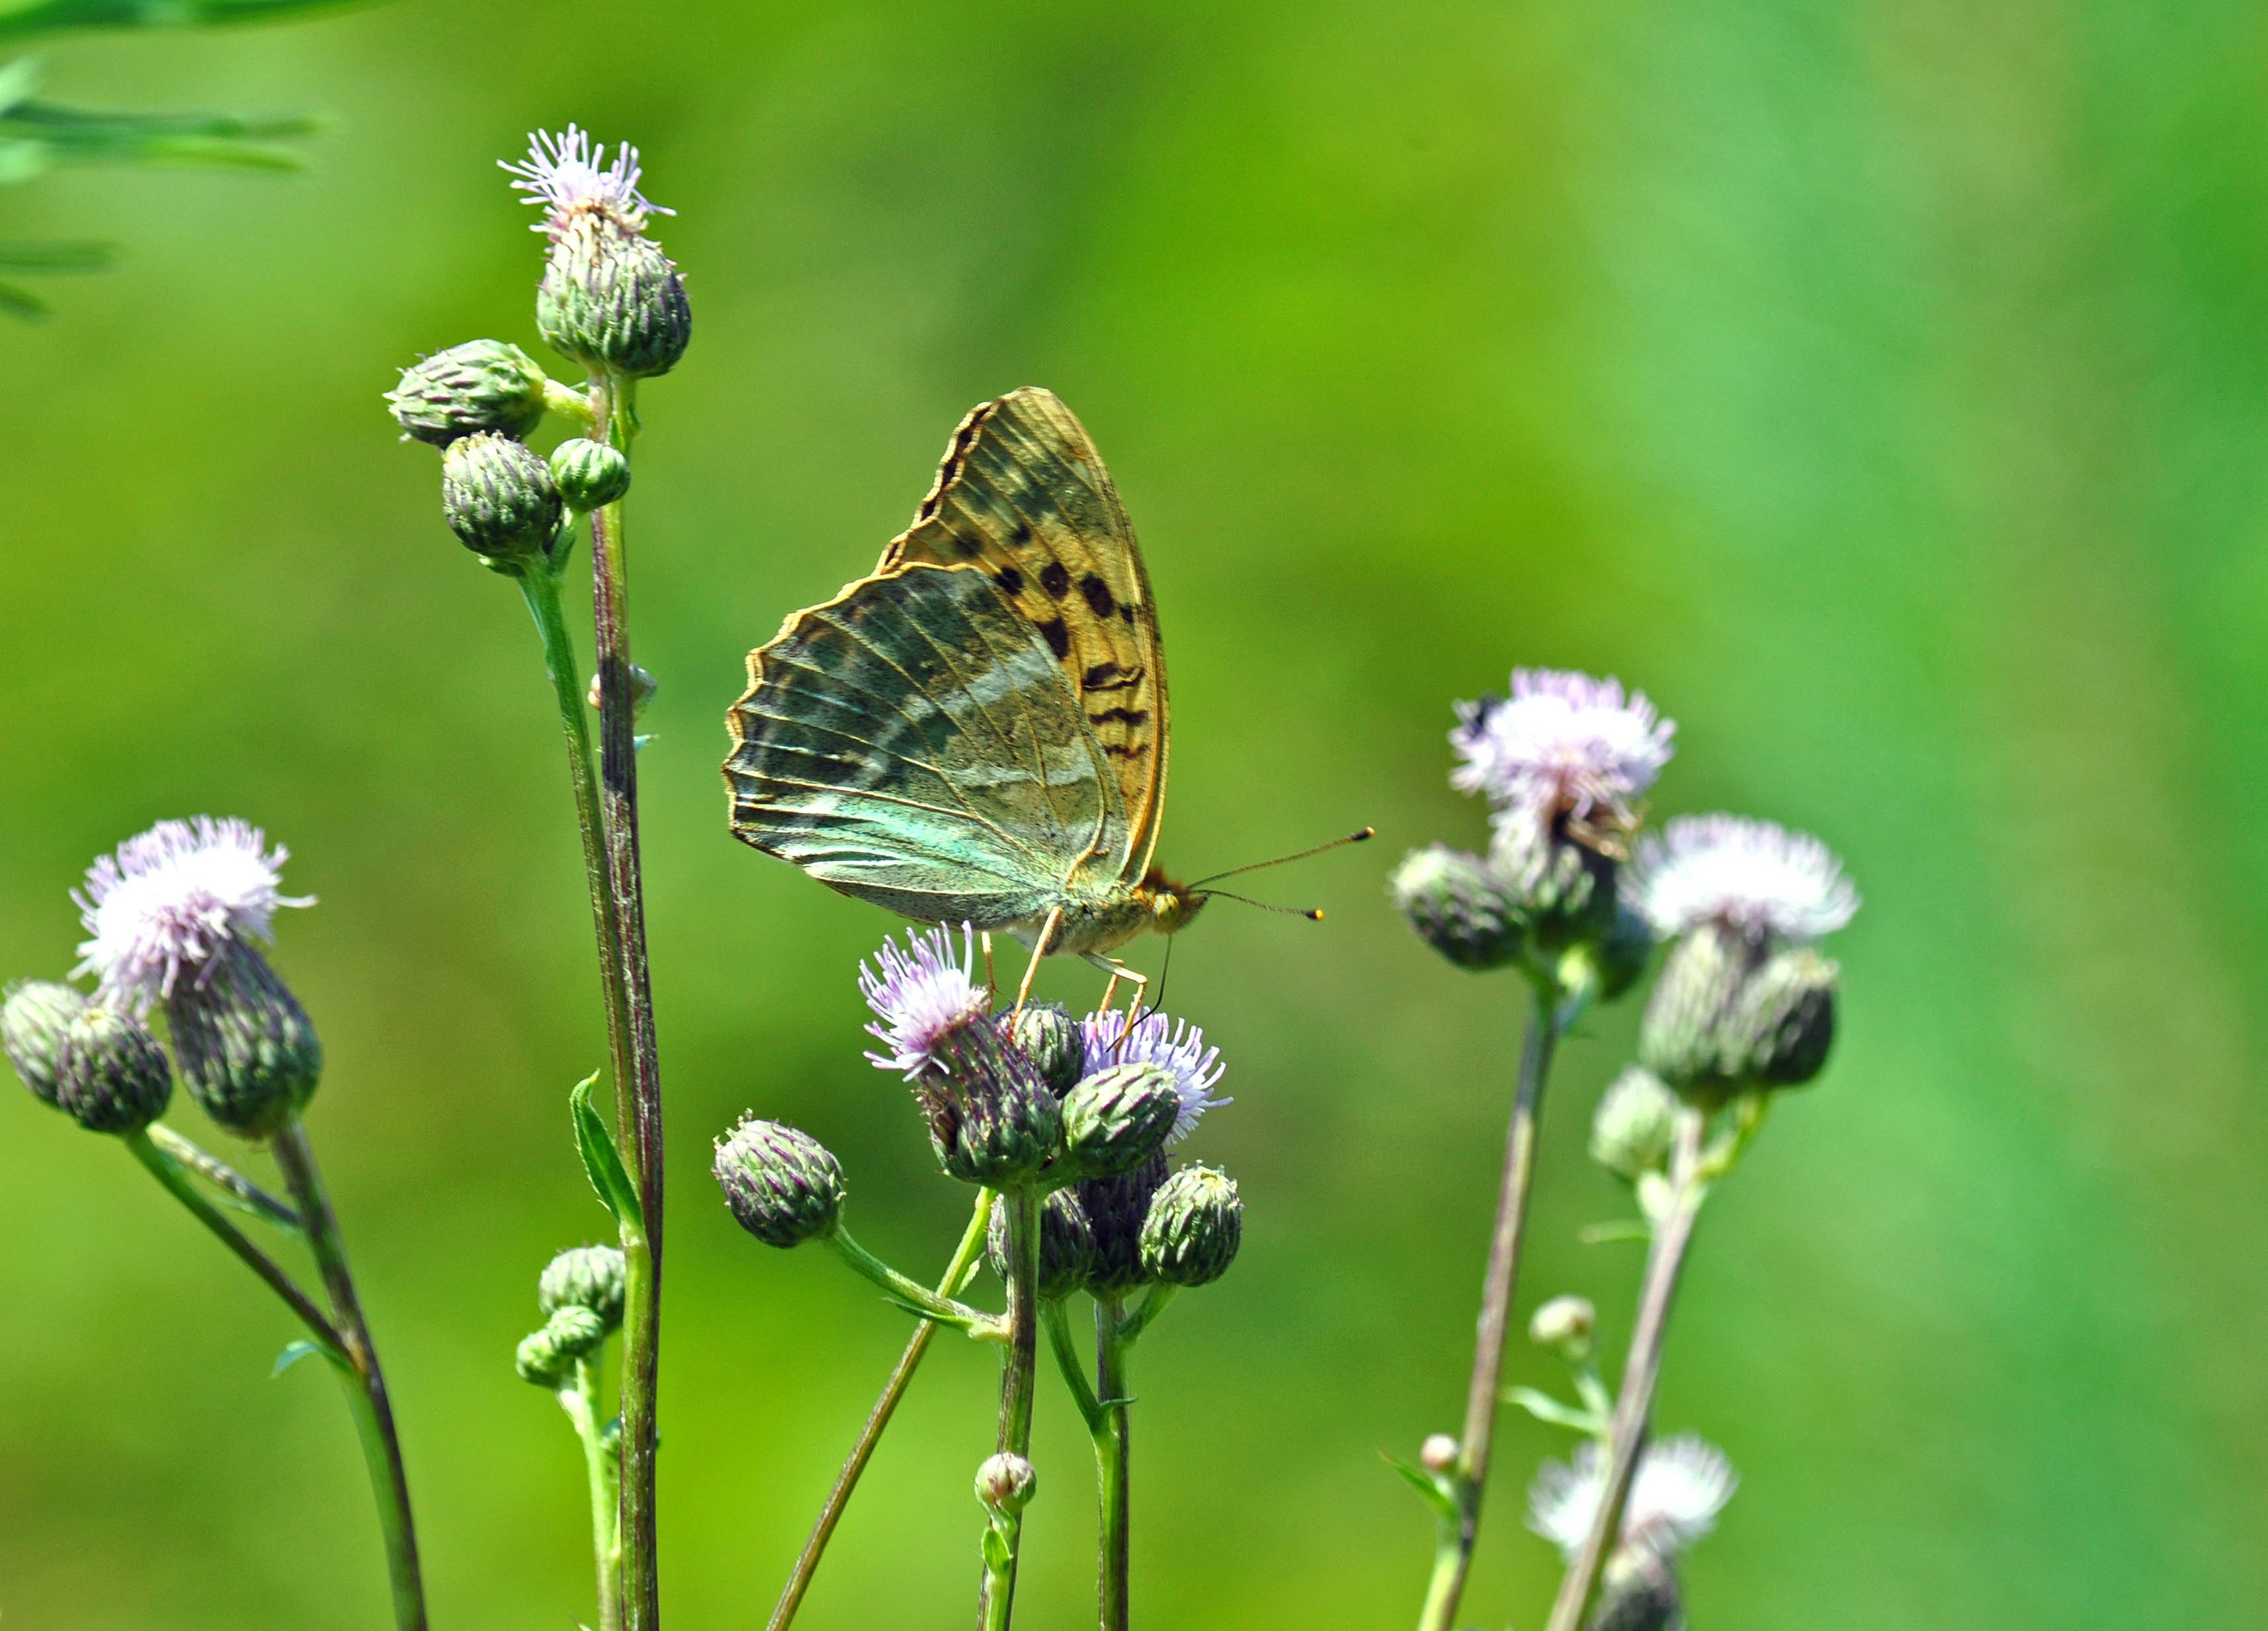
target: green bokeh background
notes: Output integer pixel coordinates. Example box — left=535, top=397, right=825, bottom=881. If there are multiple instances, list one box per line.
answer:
left=7, top=2, right=2266, bottom=1625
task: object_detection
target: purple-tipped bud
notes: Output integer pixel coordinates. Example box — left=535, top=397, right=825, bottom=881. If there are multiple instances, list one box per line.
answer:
left=987, top=1187, right=1095, bottom=1302
left=1139, top=1164, right=1242, bottom=1288
left=166, top=943, right=321, bottom=1137
left=1005, top=1001, right=1081, bottom=1095
left=538, top=1244, right=628, bottom=1332
left=1076, top=1151, right=1167, bottom=1296
left=1060, top=1062, right=1179, bottom=1179
left=921, top=1020, right=1061, bottom=1187
left=1639, top=925, right=1839, bottom=1106
left=386, top=339, right=553, bottom=447
left=974, top=1452, right=1037, bottom=1517
left=1392, top=844, right=1526, bottom=972
left=3, top=980, right=88, bottom=1108
left=714, top=1117, right=845, bottom=1247
left=1593, top=1548, right=1683, bottom=1631
left=442, top=431, right=563, bottom=570
left=52, top=1004, right=173, bottom=1135
left=1495, top=819, right=1619, bottom=959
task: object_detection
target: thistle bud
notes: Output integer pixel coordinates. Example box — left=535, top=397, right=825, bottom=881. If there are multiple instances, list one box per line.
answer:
left=538, top=1243, right=628, bottom=1331
left=1139, top=1164, right=1242, bottom=1288
left=514, top=1304, right=607, bottom=1388
left=386, top=339, right=553, bottom=447
left=1419, top=1434, right=1458, bottom=1475
left=3, top=979, right=88, bottom=1108
left=1005, top=1001, right=1082, bottom=1095
left=1592, top=1547, right=1682, bottom=1631
left=1391, top=845, right=1525, bottom=971
left=713, top=1117, right=845, bottom=1247
left=1496, top=820, right=1618, bottom=958
left=987, top=1187, right=1095, bottom=1301
left=1728, top=945, right=1838, bottom=1089
left=1527, top=1294, right=1595, bottom=1356
left=1060, top=1062, right=1179, bottom=1179
left=919, top=1020, right=1062, bottom=1187
left=587, top=662, right=658, bottom=723
left=1595, top=903, right=1655, bottom=1003
left=549, top=437, right=632, bottom=511
left=166, top=944, right=321, bottom=1137
left=441, top=431, right=563, bottom=570
left=1076, top=1151, right=1167, bottom=1296
left=1589, top=1066, right=1680, bottom=1181
left=538, top=221, right=691, bottom=380
left=52, top=1005, right=173, bottom=1134
left=974, top=1452, right=1037, bottom=1517
left=1636, top=923, right=1752, bottom=1106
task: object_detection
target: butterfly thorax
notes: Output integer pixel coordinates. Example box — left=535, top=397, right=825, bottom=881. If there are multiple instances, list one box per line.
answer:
left=1007, top=864, right=1207, bottom=959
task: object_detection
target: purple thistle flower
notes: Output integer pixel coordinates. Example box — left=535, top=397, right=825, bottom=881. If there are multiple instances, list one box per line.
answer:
left=1079, top=1009, right=1228, bottom=1142
left=861, top=924, right=988, bottom=1079
left=73, top=817, right=312, bottom=1013
left=1450, top=669, right=1674, bottom=837
left=501, top=125, right=672, bottom=241
left=1626, top=814, right=1859, bottom=942
left=1527, top=1433, right=1737, bottom=1561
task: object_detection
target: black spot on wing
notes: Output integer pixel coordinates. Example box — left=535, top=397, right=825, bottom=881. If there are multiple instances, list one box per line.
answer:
left=1010, top=517, right=1033, bottom=544
left=1118, top=603, right=1136, bottom=624
left=997, top=566, right=1025, bottom=595
left=1102, top=742, right=1150, bottom=760
left=1036, top=617, right=1071, bottom=659
left=1039, top=561, right=1072, bottom=599
left=1088, top=708, right=1150, bottom=728
left=1082, top=661, right=1142, bottom=690
left=1079, top=574, right=1116, bottom=618
left=953, top=533, right=984, bottom=558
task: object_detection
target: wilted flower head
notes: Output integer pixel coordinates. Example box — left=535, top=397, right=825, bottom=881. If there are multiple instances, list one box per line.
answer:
left=1451, top=669, right=1673, bottom=839
left=1079, top=1009, right=1227, bottom=1140
left=1628, top=814, right=1858, bottom=943
left=73, top=817, right=312, bottom=1012
left=502, top=124, right=671, bottom=240
left=1528, top=1433, right=1736, bottom=1561
left=861, top=924, right=988, bottom=1079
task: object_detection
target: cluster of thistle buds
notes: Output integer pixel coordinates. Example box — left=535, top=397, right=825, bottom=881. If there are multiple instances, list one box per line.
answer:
left=4, top=817, right=323, bottom=1141
left=385, top=127, right=689, bottom=575
left=713, top=924, right=1243, bottom=1301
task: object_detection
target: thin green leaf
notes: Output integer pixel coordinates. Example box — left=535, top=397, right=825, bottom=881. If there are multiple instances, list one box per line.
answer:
left=1505, top=1386, right=1606, bottom=1435
left=0, top=277, right=47, bottom=317
left=0, top=55, right=42, bottom=112
left=271, top=1339, right=339, bottom=1377
left=1579, top=1218, right=1652, bottom=1245
left=1382, top=1450, right=1458, bottom=1521
left=569, top=1071, right=642, bottom=1228
left=0, top=237, right=114, bottom=270
left=0, top=0, right=362, bottom=46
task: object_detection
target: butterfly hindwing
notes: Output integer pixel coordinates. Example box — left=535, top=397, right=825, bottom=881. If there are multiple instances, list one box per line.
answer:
left=883, top=388, right=1169, bottom=884
left=724, top=562, right=1132, bottom=926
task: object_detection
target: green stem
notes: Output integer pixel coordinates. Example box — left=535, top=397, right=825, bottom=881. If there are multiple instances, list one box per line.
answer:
left=122, top=1128, right=338, bottom=1353
left=1416, top=978, right=1580, bottom=1631
left=146, top=1122, right=301, bottom=1231
left=1095, top=1297, right=1133, bottom=1631
left=829, top=1228, right=999, bottom=1335
left=587, top=370, right=664, bottom=1631
left=565, top=1353, right=623, bottom=1631
left=976, top=1187, right=1042, bottom=1631
left=767, top=1192, right=995, bottom=1631
left=269, top=1118, right=427, bottom=1631
left=1541, top=1109, right=1709, bottom=1631
left=1042, top=1298, right=1104, bottom=1435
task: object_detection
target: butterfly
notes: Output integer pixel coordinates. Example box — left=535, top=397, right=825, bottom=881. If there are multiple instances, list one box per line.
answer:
left=723, top=388, right=1202, bottom=995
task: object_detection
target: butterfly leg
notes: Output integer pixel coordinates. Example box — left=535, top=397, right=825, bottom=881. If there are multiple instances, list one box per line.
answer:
left=981, top=932, right=997, bottom=997
left=1081, top=954, right=1149, bottom=1042
left=1013, top=907, right=1064, bottom=1016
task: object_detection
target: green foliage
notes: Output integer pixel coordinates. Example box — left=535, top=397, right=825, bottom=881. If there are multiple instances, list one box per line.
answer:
left=0, top=0, right=357, bottom=44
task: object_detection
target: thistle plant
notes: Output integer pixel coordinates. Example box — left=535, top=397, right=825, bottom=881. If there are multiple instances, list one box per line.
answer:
left=718, top=924, right=1244, bottom=1631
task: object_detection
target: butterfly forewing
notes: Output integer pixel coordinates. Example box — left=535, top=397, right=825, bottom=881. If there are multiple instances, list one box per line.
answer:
left=724, top=564, right=1132, bottom=926
left=883, top=388, right=1169, bottom=883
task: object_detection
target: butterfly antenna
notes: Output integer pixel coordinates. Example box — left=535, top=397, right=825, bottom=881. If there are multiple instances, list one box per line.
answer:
left=1190, top=826, right=1374, bottom=888
left=1197, top=889, right=1326, bottom=921
left=1142, top=935, right=1175, bottom=1024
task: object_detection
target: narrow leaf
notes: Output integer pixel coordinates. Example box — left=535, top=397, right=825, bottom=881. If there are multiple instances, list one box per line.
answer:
left=271, top=1339, right=331, bottom=1377
left=0, top=237, right=114, bottom=271
left=1505, top=1386, right=1605, bottom=1435
left=0, top=276, right=47, bottom=317
left=0, top=0, right=360, bottom=45
left=569, top=1071, right=642, bottom=1228
left=1382, top=1451, right=1457, bottom=1521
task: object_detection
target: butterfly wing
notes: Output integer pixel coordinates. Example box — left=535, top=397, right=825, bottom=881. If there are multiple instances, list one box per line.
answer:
left=724, top=562, right=1132, bottom=927
left=882, top=388, right=1169, bottom=884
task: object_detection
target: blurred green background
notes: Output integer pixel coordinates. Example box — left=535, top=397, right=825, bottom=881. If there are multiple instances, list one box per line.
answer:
left=7, top=1, right=2267, bottom=1626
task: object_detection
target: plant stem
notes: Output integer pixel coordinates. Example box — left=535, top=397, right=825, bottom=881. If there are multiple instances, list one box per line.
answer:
left=1095, top=1296, right=1133, bottom=1631
left=1416, top=980, right=1575, bottom=1631
left=122, top=1128, right=339, bottom=1351
left=270, top=1118, right=427, bottom=1631
left=587, top=370, right=666, bottom=1631
left=767, top=1192, right=996, bottom=1631
left=566, top=1353, right=624, bottom=1631
left=146, top=1122, right=302, bottom=1230
left=830, top=1228, right=999, bottom=1333
left=1541, top=1108, right=1708, bottom=1631
left=977, top=1187, right=1042, bottom=1631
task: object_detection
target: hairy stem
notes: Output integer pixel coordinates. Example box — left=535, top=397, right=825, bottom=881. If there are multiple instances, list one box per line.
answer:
left=1417, top=981, right=1572, bottom=1631
left=977, top=1187, right=1042, bottom=1631
left=566, top=1354, right=623, bottom=1631
left=270, top=1118, right=426, bottom=1631
left=1095, top=1296, right=1133, bottom=1631
left=146, top=1122, right=302, bottom=1230
left=830, top=1228, right=999, bottom=1333
left=588, top=371, right=666, bottom=1631
left=767, top=1193, right=997, bottom=1631
left=1542, top=1109, right=1708, bottom=1631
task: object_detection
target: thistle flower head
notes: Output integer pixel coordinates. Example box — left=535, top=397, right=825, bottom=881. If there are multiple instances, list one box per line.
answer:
left=1528, top=1433, right=1737, bottom=1561
left=502, top=125, right=671, bottom=240
left=860, top=924, right=988, bottom=1078
left=1079, top=1009, right=1228, bottom=1141
left=1628, top=814, right=1858, bottom=943
left=1451, top=669, right=1673, bottom=838
left=73, top=817, right=312, bottom=1013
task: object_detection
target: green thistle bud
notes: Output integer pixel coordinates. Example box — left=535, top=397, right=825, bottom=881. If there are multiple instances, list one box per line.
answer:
left=713, top=1117, right=845, bottom=1247
left=1139, top=1164, right=1243, bottom=1288
left=1005, top=1001, right=1081, bottom=1095
left=1391, top=845, right=1525, bottom=971
left=987, top=1187, right=1095, bottom=1302
left=546, top=1304, right=607, bottom=1360
left=538, top=1244, right=628, bottom=1331
left=166, top=944, right=321, bottom=1136
left=538, top=220, right=691, bottom=380
left=3, top=979, right=88, bottom=1108
left=974, top=1451, right=1037, bottom=1517
left=921, top=1020, right=1062, bottom=1188
left=514, top=1305, right=606, bottom=1388
left=1527, top=1294, right=1595, bottom=1357
left=1589, top=1066, right=1680, bottom=1181
left=1496, top=821, right=1618, bottom=958
left=1636, top=922, right=1751, bottom=1105
left=1595, top=903, right=1655, bottom=1002
left=1593, top=1548, right=1682, bottom=1631
left=441, top=431, right=563, bottom=570
left=1060, top=1062, right=1179, bottom=1179
left=386, top=339, right=553, bottom=447
left=1728, top=945, right=1838, bottom=1089
left=52, top=1005, right=173, bottom=1134
left=548, top=437, right=632, bottom=511
left=1075, top=1151, right=1167, bottom=1296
